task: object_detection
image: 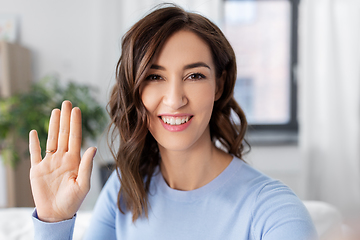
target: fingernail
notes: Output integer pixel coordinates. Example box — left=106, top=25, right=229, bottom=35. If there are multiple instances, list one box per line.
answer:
left=93, top=148, right=97, bottom=158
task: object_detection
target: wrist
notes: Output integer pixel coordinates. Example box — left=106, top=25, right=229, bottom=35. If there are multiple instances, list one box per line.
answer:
left=35, top=209, right=75, bottom=223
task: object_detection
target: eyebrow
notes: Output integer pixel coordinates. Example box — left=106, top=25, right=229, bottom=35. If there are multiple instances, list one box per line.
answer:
left=150, top=62, right=211, bottom=70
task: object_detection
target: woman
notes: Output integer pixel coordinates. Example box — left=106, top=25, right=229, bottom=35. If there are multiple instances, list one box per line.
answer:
left=30, top=5, right=318, bottom=240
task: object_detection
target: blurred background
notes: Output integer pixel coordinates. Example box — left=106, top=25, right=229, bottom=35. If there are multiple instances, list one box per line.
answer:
left=0, top=0, right=359, bottom=234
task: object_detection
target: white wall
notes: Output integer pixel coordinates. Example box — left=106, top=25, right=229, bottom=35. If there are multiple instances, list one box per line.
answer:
left=0, top=0, right=122, bottom=105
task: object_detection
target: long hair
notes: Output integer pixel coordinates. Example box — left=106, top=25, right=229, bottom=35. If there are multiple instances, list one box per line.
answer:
left=107, top=4, right=248, bottom=222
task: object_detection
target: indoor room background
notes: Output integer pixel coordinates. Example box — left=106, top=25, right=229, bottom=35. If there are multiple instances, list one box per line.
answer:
left=0, top=0, right=359, bottom=232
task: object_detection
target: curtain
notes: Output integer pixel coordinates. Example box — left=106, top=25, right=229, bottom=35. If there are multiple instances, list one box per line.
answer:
left=298, top=0, right=360, bottom=217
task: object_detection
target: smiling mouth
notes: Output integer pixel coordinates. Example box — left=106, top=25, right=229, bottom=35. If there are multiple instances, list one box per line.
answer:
left=159, top=116, right=193, bottom=126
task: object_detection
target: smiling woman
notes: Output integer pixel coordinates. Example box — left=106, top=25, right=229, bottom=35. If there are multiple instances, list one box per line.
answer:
left=107, top=5, right=249, bottom=222
left=30, top=4, right=318, bottom=240
left=140, top=30, right=232, bottom=190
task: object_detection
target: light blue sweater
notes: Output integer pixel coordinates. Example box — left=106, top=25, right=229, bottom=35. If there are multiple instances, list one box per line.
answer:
left=33, top=157, right=318, bottom=240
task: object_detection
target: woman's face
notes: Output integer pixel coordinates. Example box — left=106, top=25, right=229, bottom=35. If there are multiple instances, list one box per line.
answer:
left=140, top=30, right=221, bottom=152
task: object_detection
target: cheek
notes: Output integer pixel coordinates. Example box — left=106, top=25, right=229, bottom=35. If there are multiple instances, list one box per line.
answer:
left=141, top=85, right=162, bottom=112
left=187, top=83, right=216, bottom=111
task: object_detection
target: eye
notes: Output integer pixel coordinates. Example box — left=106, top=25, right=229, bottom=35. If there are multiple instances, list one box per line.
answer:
left=146, top=74, right=163, bottom=81
left=187, top=73, right=206, bottom=80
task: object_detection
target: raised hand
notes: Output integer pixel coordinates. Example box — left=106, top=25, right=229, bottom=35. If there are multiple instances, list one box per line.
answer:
left=29, top=100, right=97, bottom=222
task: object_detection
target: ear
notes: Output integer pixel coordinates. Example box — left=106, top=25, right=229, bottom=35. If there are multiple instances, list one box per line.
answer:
left=215, top=71, right=226, bottom=101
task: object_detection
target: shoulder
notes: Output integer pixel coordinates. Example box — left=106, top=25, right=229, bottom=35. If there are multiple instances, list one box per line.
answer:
left=92, top=170, right=121, bottom=215
left=104, top=170, right=121, bottom=190
left=100, top=170, right=121, bottom=198
left=83, top=171, right=120, bottom=239
left=228, top=158, right=317, bottom=239
left=227, top=157, right=285, bottom=195
left=214, top=157, right=300, bottom=213
left=230, top=157, right=306, bottom=212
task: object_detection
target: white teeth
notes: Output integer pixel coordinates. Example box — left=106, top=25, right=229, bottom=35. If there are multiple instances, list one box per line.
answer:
left=161, top=116, right=190, bottom=125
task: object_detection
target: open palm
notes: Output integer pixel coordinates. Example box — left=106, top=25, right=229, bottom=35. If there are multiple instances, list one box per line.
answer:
left=29, top=100, right=97, bottom=222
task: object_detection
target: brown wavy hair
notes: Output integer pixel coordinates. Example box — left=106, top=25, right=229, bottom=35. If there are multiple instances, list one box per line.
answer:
left=107, top=4, right=248, bottom=222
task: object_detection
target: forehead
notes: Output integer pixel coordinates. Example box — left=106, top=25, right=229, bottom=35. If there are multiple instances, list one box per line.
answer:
left=152, top=30, right=214, bottom=68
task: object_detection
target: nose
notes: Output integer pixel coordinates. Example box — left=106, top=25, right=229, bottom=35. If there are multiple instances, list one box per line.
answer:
left=163, top=79, right=188, bottom=109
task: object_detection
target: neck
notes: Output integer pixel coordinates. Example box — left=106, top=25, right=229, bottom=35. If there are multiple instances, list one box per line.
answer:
left=158, top=129, right=232, bottom=191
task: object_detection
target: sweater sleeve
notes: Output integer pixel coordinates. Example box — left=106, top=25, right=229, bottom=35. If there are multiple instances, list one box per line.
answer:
left=32, top=209, right=76, bottom=240
left=250, top=181, right=318, bottom=240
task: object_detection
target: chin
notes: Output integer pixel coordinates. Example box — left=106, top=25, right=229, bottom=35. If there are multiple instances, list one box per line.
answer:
left=157, top=139, right=195, bottom=153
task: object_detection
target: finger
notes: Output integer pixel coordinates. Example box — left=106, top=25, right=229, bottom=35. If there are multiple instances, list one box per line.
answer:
left=46, top=109, right=60, bottom=154
left=68, top=107, right=82, bottom=155
left=58, top=100, right=72, bottom=152
left=77, top=147, right=97, bottom=192
left=29, top=130, right=42, bottom=166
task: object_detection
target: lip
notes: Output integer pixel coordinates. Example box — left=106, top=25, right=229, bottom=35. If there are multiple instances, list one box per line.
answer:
left=158, top=113, right=193, bottom=118
left=158, top=114, right=193, bottom=132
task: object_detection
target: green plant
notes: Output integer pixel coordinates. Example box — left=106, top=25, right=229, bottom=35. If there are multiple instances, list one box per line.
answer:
left=0, top=75, right=108, bottom=168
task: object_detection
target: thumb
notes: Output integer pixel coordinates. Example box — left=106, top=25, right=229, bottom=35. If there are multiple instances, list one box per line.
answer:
left=77, top=147, right=97, bottom=192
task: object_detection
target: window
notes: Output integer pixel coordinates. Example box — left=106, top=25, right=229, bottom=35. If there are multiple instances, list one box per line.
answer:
left=223, top=0, right=299, bottom=139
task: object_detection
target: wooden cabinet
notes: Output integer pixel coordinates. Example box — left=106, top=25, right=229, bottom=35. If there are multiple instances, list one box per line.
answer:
left=0, top=41, right=33, bottom=207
